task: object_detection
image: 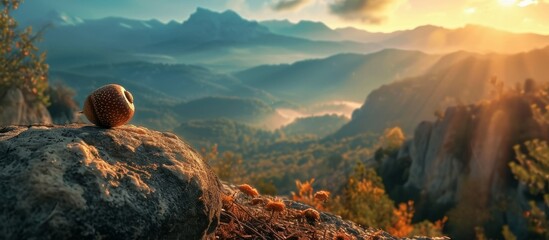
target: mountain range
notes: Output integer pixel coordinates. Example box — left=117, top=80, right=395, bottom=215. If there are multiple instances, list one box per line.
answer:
left=31, top=8, right=378, bottom=72
left=23, top=8, right=549, bottom=73
left=261, top=20, right=549, bottom=54
left=19, top=7, right=549, bottom=135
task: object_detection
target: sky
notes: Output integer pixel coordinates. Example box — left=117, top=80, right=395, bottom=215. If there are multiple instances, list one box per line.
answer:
left=15, top=0, right=549, bottom=34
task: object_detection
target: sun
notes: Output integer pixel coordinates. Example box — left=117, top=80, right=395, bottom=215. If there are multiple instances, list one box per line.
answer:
left=498, top=0, right=517, bottom=6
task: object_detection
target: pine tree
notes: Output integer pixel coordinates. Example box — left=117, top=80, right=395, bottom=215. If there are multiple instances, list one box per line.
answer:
left=0, top=0, right=49, bottom=105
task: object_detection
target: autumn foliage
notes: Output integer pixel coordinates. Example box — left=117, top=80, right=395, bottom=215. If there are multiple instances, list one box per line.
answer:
left=0, top=0, right=49, bottom=104
left=292, top=163, right=447, bottom=238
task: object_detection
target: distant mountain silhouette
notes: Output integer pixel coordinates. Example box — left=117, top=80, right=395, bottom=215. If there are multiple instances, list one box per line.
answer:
left=23, top=8, right=549, bottom=73
left=261, top=20, right=549, bottom=54
left=261, top=20, right=392, bottom=43
left=381, top=24, right=549, bottom=54
left=236, top=49, right=441, bottom=104
left=336, top=46, right=549, bottom=137
left=261, top=20, right=344, bottom=42
left=33, top=8, right=379, bottom=71
left=178, top=8, right=271, bottom=42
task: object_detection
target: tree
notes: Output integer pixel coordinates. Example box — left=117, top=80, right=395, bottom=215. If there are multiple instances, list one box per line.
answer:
left=327, top=162, right=446, bottom=237
left=508, top=84, right=549, bottom=239
left=511, top=140, right=549, bottom=206
left=201, top=145, right=246, bottom=184
left=0, top=0, right=49, bottom=105
left=329, top=162, right=397, bottom=230
left=380, top=127, right=405, bottom=152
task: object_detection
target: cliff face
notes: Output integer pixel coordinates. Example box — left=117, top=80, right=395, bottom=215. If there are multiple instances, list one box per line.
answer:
left=380, top=91, right=549, bottom=239
left=0, top=124, right=223, bottom=239
left=0, top=87, right=52, bottom=125
left=336, top=46, right=549, bottom=137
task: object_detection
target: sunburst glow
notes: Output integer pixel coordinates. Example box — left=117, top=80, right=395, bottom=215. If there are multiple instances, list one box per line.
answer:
left=499, top=0, right=517, bottom=6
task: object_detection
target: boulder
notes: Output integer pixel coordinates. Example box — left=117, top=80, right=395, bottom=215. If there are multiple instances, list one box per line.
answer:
left=0, top=124, right=223, bottom=239
left=0, top=87, right=52, bottom=125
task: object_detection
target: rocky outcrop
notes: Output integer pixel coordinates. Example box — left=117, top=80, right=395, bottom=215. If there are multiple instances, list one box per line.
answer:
left=0, top=124, right=223, bottom=239
left=0, top=87, right=52, bottom=125
left=379, top=92, right=549, bottom=239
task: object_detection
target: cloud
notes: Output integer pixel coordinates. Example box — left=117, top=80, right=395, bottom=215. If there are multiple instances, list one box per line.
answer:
left=272, top=0, right=312, bottom=11
left=329, top=0, right=404, bottom=24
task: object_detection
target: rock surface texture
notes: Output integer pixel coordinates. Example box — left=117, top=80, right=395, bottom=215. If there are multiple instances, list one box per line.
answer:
left=0, top=87, right=52, bottom=125
left=378, top=92, right=549, bottom=239
left=0, top=124, right=223, bottom=239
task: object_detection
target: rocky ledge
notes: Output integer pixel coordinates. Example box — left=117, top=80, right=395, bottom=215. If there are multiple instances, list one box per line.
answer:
left=0, top=124, right=222, bottom=239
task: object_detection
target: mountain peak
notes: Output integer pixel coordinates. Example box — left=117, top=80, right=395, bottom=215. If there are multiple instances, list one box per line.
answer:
left=181, top=8, right=270, bottom=41
left=188, top=7, right=244, bottom=23
left=41, top=10, right=84, bottom=26
left=295, top=20, right=332, bottom=31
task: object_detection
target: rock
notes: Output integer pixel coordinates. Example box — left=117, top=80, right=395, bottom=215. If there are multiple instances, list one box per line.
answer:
left=0, top=124, right=223, bottom=239
left=0, top=87, right=52, bottom=125
left=379, top=92, right=549, bottom=238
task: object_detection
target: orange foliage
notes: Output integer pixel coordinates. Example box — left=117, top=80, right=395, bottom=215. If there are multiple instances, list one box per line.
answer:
left=292, top=178, right=330, bottom=210
left=387, top=201, right=414, bottom=237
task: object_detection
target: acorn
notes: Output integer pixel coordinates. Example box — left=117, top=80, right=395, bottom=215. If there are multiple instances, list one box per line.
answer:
left=83, top=84, right=135, bottom=128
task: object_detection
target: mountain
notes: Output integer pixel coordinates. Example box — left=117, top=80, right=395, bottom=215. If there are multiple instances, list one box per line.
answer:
left=336, top=46, right=549, bottom=136
left=334, top=27, right=395, bottom=43
left=171, top=96, right=288, bottom=129
left=261, top=20, right=393, bottom=43
left=236, top=49, right=442, bottom=104
left=70, top=61, right=276, bottom=102
left=381, top=24, right=549, bottom=54
left=142, top=8, right=379, bottom=71
left=261, top=20, right=343, bottom=42
left=261, top=20, right=549, bottom=54
left=29, top=8, right=379, bottom=72
left=176, top=8, right=271, bottom=42
left=36, top=13, right=177, bottom=68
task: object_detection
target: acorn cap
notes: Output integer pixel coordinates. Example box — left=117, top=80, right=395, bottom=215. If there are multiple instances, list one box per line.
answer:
left=83, top=84, right=135, bottom=128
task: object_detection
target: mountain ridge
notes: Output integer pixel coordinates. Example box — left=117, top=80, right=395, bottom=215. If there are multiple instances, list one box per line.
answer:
left=336, top=45, right=549, bottom=137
